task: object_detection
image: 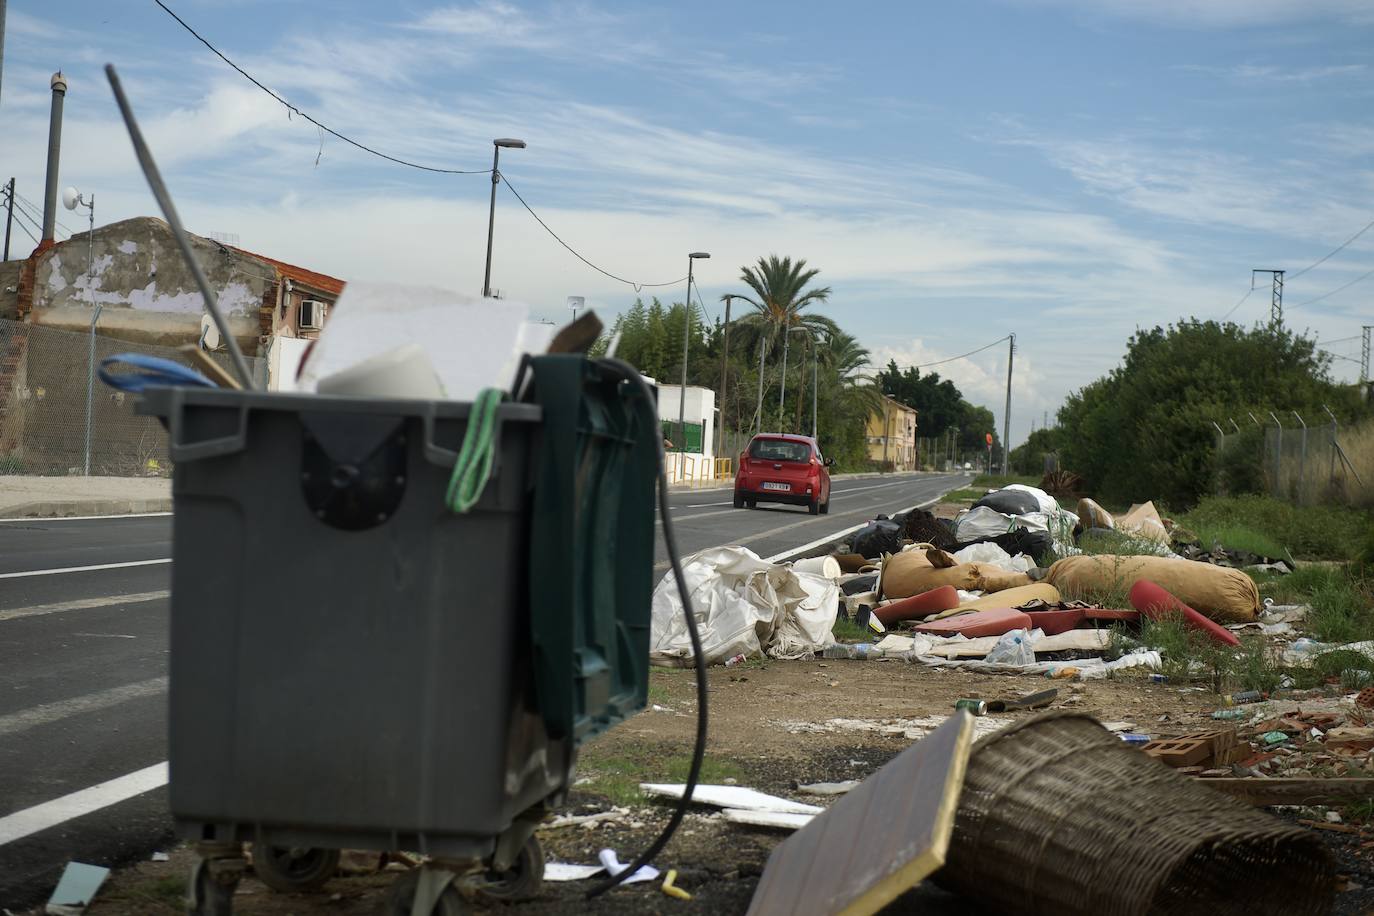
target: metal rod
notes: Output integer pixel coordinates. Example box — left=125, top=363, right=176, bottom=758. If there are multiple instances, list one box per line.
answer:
left=717, top=295, right=732, bottom=464
left=1292, top=411, right=1307, bottom=505
left=83, top=304, right=102, bottom=475
left=483, top=145, right=500, bottom=298
left=104, top=64, right=255, bottom=389
left=1268, top=411, right=1283, bottom=496
left=1324, top=404, right=1338, bottom=483
left=754, top=336, right=766, bottom=434
left=2, top=177, right=12, bottom=260
left=811, top=334, right=817, bottom=439
left=778, top=316, right=789, bottom=421
left=678, top=259, right=693, bottom=453
left=1002, top=334, right=1015, bottom=476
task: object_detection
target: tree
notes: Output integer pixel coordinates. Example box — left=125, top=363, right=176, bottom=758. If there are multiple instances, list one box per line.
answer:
left=730, top=256, right=836, bottom=433
left=1056, top=319, right=1368, bottom=508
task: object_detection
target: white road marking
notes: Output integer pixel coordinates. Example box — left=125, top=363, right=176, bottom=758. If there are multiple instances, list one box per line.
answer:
left=0, top=512, right=172, bottom=523
left=0, top=590, right=169, bottom=622
left=763, top=497, right=941, bottom=563
left=0, top=761, right=168, bottom=846
left=0, top=677, right=168, bottom=739
left=0, top=559, right=171, bottom=580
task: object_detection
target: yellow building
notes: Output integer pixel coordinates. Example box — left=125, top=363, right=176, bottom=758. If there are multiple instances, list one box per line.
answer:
left=865, top=396, right=918, bottom=469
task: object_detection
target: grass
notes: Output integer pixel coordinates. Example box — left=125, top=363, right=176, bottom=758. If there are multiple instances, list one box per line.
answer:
left=1136, top=615, right=1282, bottom=693
left=941, top=488, right=985, bottom=503
left=971, top=474, right=1040, bottom=489
left=579, top=750, right=745, bottom=807
left=1183, top=522, right=1288, bottom=561
left=832, top=618, right=873, bottom=642
left=1176, top=495, right=1372, bottom=562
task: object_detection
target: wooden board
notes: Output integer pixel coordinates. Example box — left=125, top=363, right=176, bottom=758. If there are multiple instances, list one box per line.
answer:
left=745, top=712, right=974, bottom=916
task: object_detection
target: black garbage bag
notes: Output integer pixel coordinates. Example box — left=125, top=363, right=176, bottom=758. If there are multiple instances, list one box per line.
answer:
left=899, top=508, right=956, bottom=550
left=841, top=573, right=879, bottom=596
left=973, top=488, right=1041, bottom=516
left=954, top=528, right=1054, bottom=565
left=851, top=517, right=903, bottom=558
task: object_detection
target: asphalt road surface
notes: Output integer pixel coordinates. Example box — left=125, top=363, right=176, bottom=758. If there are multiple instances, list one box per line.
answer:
left=0, top=472, right=963, bottom=908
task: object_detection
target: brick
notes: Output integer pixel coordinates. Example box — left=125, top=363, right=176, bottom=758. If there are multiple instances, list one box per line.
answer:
left=1142, top=738, right=1213, bottom=767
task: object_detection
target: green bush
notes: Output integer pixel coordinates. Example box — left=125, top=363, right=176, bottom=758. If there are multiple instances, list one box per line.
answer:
left=1177, top=495, right=1371, bottom=561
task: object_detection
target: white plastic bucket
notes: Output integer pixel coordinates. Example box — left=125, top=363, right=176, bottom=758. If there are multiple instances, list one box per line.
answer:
left=793, top=555, right=842, bottom=580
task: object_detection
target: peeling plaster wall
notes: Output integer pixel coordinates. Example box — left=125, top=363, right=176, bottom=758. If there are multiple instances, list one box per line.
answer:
left=29, top=217, right=271, bottom=352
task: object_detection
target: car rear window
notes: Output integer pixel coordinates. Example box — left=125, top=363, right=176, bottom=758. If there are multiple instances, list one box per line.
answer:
left=749, top=438, right=812, bottom=463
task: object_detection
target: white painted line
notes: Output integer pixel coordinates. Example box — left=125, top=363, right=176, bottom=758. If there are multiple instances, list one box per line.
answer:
left=0, top=512, right=172, bottom=523
left=762, top=497, right=942, bottom=563
left=0, top=677, right=168, bottom=739
left=0, top=761, right=168, bottom=846
left=0, top=590, right=169, bottom=622
left=0, top=559, right=171, bottom=580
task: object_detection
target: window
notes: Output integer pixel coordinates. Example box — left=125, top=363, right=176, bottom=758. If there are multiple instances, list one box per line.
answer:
left=749, top=438, right=811, bottom=463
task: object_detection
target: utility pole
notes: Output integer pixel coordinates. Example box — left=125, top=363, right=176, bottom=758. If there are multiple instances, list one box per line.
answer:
left=3, top=178, right=13, bottom=261
left=717, top=294, right=733, bottom=465
left=41, top=72, right=67, bottom=245
left=1001, top=334, right=1015, bottom=476
left=754, top=337, right=766, bottom=433
left=1362, top=325, right=1371, bottom=384
left=1253, top=269, right=1284, bottom=326
left=0, top=0, right=7, bottom=110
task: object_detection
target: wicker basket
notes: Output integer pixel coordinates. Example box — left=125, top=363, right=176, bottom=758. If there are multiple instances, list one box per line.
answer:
left=938, top=712, right=1336, bottom=916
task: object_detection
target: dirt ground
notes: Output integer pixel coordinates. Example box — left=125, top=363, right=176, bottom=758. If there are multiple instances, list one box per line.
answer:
left=70, top=659, right=1374, bottom=915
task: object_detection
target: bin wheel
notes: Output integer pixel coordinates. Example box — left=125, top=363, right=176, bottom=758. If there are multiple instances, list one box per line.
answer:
left=190, top=864, right=237, bottom=916
left=250, top=844, right=340, bottom=893
left=476, top=833, right=544, bottom=903
left=386, top=870, right=468, bottom=916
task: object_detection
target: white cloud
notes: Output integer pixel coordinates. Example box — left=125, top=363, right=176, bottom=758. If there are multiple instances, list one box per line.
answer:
left=1008, top=0, right=1374, bottom=28
left=1176, top=63, right=1368, bottom=82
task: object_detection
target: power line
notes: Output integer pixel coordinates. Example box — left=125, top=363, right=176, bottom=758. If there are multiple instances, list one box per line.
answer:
left=1220, top=286, right=1254, bottom=320
left=9, top=209, right=40, bottom=246
left=153, top=0, right=491, bottom=175
left=499, top=173, right=687, bottom=292
left=1292, top=265, right=1374, bottom=308
left=15, top=191, right=72, bottom=235
left=10, top=194, right=67, bottom=240
left=1288, top=216, right=1374, bottom=280
left=1317, top=334, right=1363, bottom=345
left=879, top=335, right=1012, bottom=373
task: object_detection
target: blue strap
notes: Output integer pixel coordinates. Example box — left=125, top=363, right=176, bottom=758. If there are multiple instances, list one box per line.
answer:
left=98, top=353, right=218, bottom=392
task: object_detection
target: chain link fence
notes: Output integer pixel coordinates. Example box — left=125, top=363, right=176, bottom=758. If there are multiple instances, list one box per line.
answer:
left=0, top=318, right=265, bottom=477
left=1262, top=420, right=1373, bottom=508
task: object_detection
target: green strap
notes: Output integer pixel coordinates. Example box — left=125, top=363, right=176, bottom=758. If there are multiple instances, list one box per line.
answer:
left=445, top=388, right=503, bottom=513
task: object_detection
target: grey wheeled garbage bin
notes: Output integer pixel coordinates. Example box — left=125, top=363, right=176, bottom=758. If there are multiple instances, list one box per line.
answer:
left=137, top=354, right=659, bottom=915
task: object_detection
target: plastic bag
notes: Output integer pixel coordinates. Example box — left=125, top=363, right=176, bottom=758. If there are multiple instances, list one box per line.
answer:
left=984, top=628, right=1037, bottom=666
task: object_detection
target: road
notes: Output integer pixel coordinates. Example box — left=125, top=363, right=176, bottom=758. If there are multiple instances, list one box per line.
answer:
left=0, top=472, right=963, bottom=908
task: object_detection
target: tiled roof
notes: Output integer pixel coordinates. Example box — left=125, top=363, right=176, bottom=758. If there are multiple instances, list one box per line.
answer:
left=229, top=247, right=345, bottom=296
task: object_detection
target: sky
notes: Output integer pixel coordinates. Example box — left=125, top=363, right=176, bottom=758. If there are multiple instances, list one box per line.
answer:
left=1, top=0, right=1372, bottom=446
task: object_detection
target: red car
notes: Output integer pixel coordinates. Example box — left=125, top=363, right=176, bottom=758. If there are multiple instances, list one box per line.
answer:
left=733, top=433, right=833, bottom=514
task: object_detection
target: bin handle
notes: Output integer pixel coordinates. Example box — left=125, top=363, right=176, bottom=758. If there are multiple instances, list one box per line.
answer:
left=419, top=402, right=503, bottom=481
left=166, top=389, right=251, bottom=461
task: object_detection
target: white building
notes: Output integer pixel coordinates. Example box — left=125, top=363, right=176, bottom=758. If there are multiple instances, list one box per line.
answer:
left=653, top=382, right=717, bottom=484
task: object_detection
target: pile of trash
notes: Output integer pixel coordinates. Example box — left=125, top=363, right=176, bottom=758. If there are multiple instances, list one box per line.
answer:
left=648, top=482, right=1295, bottom=676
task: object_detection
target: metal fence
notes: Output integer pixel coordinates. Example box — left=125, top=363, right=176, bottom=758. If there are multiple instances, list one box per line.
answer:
left=1212, top=412, right=1372, bottom=508
left=0, top=318, right=265, bottom=477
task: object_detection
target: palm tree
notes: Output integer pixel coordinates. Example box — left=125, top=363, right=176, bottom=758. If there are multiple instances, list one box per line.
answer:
left=730, top=255, right=833, bottom=431
left=824, top=330, right=884, bottom=418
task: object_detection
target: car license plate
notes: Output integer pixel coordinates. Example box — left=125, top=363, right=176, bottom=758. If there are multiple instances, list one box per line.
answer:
left=761, top=482, right=790, bottom=491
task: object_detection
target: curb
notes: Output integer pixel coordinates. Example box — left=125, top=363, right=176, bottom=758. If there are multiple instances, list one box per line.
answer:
left=0, top=497, right=174, bottom=519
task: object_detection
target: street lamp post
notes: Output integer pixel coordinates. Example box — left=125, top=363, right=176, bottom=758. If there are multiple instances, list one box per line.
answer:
left=64, top=187, right=98, bottom=475
left=482, top=138, right=525, bottom=298
left=677, top=252, right=710, bottom=457
left=717, top=294, right=734, bottom=469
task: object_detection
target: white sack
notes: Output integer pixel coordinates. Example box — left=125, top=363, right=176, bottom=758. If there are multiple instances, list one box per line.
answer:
left=952, top=541, right=1035, bottom=573
left=649, top=546, right=838, bottom=666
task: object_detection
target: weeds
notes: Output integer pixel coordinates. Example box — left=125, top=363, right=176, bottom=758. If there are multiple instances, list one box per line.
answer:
left=1053, top=553, right=1138, bottom=608
left=579, top=750, right=744, bottom=807
left=1184, top=522, right=1287, bottom=561
left=1176, top=496, right=1372, bottom=561
left=832, top=618, right=873, bottom=642
left=940, top=488, right=986, bottom=503
left=1237, top=634, right=1282, bottom=694
left=1137, top=616, right=1282, bottom=693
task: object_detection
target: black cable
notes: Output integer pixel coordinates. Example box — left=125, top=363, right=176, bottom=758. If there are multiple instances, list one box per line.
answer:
left=1293, top=266, right=1374, bottom=308
left=1288, top=216, right=1374, bottom=280
left=10, top=195, right=66, bottom=240
left=498, top=173, right=688, bottom=292
left=882, top=335, right=1011, bottom=373
left=15, top=191, right=72, bottom=235
left=1221, top=286, right=1254, bottom=320
left=585, top=357, right=706, bottom=900
left=152, top=0, right=490, bottom=175
left=8, top=206, right=39, bottom=245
